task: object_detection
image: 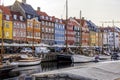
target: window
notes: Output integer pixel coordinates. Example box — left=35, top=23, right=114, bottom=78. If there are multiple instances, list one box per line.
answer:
left=27, top=15, right=31, bottom=19
left=46, top=28, right=48, bottom=32
left=46, top=16, right=48, bottom=20
left=36, top=17, right=39, bottom=20
left=20, top=16, right=23, bottom=21
left=50, top=17, right=52, bottom=21
left=41, top=16, right=44, bottom=19
left=5, top=32, right=9, bottom=38
left=14, top=23, right=17, bottom=28
left=42, top=28, right=44, bottom=32
left=49, top=22, right=51, bottom=26
left=5, top=23, right=9, bottom=28
left=56, top=19, right=58, bottom=22
left=6, top=15, right=10, bottom=20
left=13, top=32, right=16, bottom=36
left=42, top=21, right=44, bottom=25
left=13, top=15, right=17, bottom=20
left=46, top=22, right=48, bottom=26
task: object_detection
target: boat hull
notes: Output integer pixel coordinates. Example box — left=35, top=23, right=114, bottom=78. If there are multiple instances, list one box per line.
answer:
left=57, top=54, right=72, bottom=62
left=13, top=59, right=41, bottom=66
left=0, top=65, right=17, bottom=77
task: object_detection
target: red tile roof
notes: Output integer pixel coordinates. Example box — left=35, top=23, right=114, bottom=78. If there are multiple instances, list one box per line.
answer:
left=0, top=5, right=11, bottom=15
left=0, top=5, right=12, bottom=20
left=36, top=10, right=48, bottom=16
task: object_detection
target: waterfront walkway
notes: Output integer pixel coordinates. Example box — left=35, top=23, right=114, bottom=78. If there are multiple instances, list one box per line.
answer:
left=32, top=60, right=120, bottom=80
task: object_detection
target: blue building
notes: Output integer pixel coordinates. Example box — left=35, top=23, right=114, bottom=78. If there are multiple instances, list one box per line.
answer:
left=54, top=18, right=65, bottom=45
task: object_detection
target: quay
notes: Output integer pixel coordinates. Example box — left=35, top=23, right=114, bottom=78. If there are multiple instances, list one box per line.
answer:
left=32, top=60, right=120, bottom=80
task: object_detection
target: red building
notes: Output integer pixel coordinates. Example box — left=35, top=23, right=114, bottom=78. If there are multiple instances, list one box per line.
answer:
left=36, top=7, right=55, bottom=45
left=11, top=11, right=26, bottom=43
left=64, top=18, right=75, bottom=46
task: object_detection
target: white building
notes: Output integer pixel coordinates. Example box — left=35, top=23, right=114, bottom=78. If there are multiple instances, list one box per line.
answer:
left=103, top=27, right=120, bottom=51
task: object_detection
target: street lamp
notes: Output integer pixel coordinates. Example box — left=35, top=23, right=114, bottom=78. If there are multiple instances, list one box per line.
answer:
left=0, top=9, right=4, bottom=64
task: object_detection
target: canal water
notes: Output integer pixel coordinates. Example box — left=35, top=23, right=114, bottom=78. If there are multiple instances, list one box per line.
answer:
left=0, top=62, right=94, bottom=80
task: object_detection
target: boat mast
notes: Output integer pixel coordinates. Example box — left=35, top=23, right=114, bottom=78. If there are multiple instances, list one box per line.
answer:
left=79, top=10, right=82, bottom=49
left=65, top=0, right=68, bottom=53
left=32, top=19, right=35, bottom=53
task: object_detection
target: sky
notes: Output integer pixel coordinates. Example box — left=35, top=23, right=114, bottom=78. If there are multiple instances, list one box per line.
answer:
left=1, top=0, right=120, bottom=27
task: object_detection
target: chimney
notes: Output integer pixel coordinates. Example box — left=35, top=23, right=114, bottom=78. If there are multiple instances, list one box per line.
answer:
left=37, top=7, right=41, bottom=11
left=22, top=0, right=26, bottom=4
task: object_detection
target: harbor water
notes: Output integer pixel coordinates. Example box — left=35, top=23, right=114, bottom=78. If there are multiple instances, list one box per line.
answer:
left=0, top=62, right=94, bottom=80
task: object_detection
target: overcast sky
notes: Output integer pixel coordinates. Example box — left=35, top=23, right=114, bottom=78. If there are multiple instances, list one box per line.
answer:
left=1, top=0, right=120, bottom=27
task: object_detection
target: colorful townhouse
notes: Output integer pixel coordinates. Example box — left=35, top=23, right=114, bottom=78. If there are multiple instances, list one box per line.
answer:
left=0, top=6, right=13, bottom=43
left=27, top=18, right=41, bottom=44
left=87, top=20, right=98, bottom=47
left=11, top=11, right=26, bottom=44
left=36, top=7, right=54, bottom=45
left=69, top=18, right=80, bottom=46
left=54, top=18, right=65, bottom=45
left=103, top=27, right=120, bottom=51
left=63, top=18, right=74, bottom=46
left=11, top=0, right=40, bottom=44
left=98, top=27, right=103, bottom=47
left=76, top=18, right=89, bottom=47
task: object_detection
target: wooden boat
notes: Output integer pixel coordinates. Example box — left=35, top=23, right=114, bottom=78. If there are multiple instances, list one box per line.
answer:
left=11, top=54, right=41, bottom=66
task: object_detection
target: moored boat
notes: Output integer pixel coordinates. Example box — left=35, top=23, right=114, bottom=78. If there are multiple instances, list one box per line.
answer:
left=11, top=54, right=41, bottom=66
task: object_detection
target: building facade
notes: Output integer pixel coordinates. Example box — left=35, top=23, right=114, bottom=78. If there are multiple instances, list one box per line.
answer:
left=36, top=7, right=54, bottom=45
left=11, top=11, right=26, bottom=43
left=54, top=18, right=65, bottom=45
left=0, top=6, right=13, bottom=43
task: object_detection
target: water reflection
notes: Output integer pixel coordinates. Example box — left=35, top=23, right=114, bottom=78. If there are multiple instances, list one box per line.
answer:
left=1, top=62, right=73, bottom=80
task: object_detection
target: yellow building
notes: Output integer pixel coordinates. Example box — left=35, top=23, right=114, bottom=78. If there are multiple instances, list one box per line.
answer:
left=0, top=10, right=2, bottom=39
left=90, top=31, right=96, bottom=46
left=0, top=6, right=13, bottom=42
left=27, top=18, right=41, bottom=44
left=3, top=21, right=13, bottom=39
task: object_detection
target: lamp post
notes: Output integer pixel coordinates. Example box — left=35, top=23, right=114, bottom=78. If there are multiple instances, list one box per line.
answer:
left=0, top=9, right=4, bottom=64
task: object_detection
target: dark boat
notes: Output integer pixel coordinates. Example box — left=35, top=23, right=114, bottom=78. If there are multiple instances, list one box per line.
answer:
left=57, top=54, right=72, bottom=62
left=0, top=64, right=17, bottom=77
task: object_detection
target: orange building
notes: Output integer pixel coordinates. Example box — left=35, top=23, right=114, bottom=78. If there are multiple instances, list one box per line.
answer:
left=27, top=18, right=41, bottom=44
left=76, top=18, right=89, bottom=47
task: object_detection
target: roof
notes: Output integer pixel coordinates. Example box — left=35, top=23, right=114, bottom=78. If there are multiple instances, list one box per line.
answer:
left=0, top=5, right=12, bottom=20
left=19, top=2, right=38, bottom=16
left=36, top=10, right=55, bottom=22
left=86, top=20, right=98, bottom=32
left=0, top=5, right=11, bottom=15
left=36, top=11, right=48, bottom=16
left=11, top=11, right=25, bottom=21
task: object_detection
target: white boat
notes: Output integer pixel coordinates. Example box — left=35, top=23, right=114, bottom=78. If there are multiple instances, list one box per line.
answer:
left=11, top=54, right=41, bottom=66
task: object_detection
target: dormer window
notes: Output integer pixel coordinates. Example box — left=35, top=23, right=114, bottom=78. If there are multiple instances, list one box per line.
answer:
left=27, top=15, right=31, bottom=19
left=41, top=16, right=44, bottom=19
left=35, top=17, right=38, bottom=20
left=6, top=15, right=10, bottom=20
left=20, top=16, right=23, bottom=21
left=50, top=17, right=52, bottom=21
left=60, top=20, right=62, bottom=23
left=46, top=16, right=48, bottom=20
left=13, top=15, right=17, bottom=20
left=56, top=19, right=58, bottom=22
